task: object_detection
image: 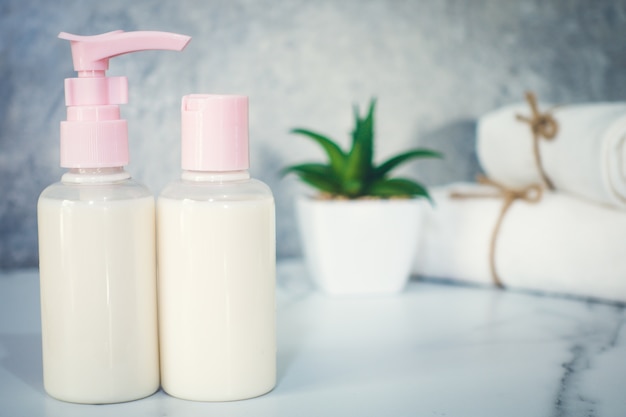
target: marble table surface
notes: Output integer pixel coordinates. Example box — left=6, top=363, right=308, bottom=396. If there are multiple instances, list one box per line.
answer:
left=0, top=260, right=624, bottom=417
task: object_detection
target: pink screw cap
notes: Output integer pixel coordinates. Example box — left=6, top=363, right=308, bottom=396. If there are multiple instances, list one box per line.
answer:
left=181, top=94, right=250, bottom=172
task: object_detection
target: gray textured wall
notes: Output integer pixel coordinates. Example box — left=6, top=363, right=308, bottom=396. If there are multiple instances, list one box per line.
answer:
left=2, top=0, right=626, bottom=268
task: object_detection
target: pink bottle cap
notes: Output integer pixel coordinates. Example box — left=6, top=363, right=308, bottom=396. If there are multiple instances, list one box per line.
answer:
left=181, top=94, right=250, bottom=171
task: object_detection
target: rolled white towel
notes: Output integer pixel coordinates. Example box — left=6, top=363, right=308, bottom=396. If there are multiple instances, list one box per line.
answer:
left=477, top=102, right=626, bottom=208
left=414, top=183, right=626, bottom=304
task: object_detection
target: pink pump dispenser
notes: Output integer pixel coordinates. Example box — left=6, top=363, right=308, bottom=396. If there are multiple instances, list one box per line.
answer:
left=58, top=30, right=191, bottom=167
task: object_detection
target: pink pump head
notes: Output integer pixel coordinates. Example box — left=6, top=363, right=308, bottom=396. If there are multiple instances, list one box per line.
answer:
left=181, top=94, right=250, bottom=172
left=58, top=30, right=191, bottom=168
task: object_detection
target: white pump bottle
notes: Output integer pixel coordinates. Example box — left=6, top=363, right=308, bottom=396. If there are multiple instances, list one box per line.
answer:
left=37, top=31, right=190, bottom=404
left=157, top=94, right=276, bottom=401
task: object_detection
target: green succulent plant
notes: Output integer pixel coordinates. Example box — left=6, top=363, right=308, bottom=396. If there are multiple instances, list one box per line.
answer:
left=282, top=99, right=443, bottom=201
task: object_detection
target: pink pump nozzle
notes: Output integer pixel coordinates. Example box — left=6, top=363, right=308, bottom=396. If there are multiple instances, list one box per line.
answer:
left=59, top=30, right=191, bottom=75
left=58, top=30, right=191, bottom=168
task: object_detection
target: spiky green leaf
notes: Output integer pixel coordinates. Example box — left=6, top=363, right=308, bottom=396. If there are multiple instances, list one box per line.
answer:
left=374, top=148, right=443, bottom=179
left=367, top=178, right=432, bottom=202
left=343, top=99, right=376, bottom=193
left=290, top=129, right=346, bottom=176
left=281, top=163, right=341, bottom=194
left=342, top=179, right=364, bottom=197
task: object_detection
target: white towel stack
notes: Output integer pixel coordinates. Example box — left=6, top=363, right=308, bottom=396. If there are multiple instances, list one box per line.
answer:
left=414, top=100, right=626, bottom=304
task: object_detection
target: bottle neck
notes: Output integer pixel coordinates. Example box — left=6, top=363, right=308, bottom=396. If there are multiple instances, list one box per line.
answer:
left=181, top=170, right=250, bottom=183
left=61, top=167, right=131, bottom=184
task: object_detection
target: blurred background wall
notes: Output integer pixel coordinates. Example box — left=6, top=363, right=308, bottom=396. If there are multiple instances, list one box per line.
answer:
left=2, top=0, right=626, bottom=268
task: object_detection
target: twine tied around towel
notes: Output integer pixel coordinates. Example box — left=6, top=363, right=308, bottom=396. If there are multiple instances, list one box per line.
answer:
left=515, top=91, right=559, bottom=190
left=450, top=175, right=543, bottom=288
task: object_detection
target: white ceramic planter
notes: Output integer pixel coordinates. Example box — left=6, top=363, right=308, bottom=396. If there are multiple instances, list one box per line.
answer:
left=297, top=197, right=423, bottom=295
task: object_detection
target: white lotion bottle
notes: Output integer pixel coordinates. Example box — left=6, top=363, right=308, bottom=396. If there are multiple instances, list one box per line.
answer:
left=158, top=94, right=276, bottom=401
left=37, top=31, right=190, bottom=404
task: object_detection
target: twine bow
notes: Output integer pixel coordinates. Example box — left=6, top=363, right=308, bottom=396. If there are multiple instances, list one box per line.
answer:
left=515, top=91, right=559, bottom=190
left=450, top=175, right=543, bottom=288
